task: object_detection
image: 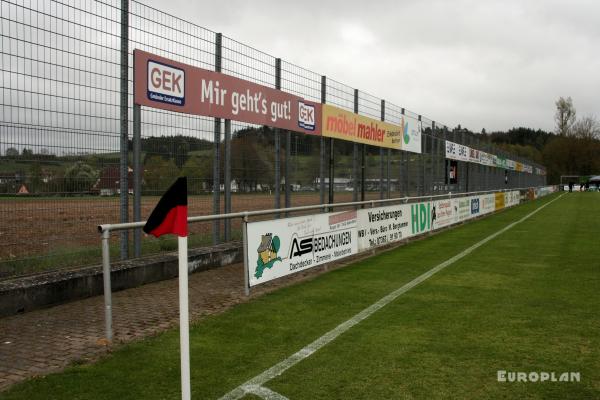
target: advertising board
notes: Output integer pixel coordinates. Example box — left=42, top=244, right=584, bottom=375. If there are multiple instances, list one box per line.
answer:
left=246, top=210, right=357, bottom=287
left=480, top=193, right=496, bottom=214
left=321, top=104, right=422, bottom=153
left=356, top=204, right=412, bottom=251
left=495, top=192, right=505, bottom=210
left=432, top=198, right=457, bottom=229
left=134, top=49, right=322, bottom=135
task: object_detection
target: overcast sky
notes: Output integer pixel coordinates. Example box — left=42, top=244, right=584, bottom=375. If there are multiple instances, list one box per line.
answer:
left=141, top=0, right=599, bottom=133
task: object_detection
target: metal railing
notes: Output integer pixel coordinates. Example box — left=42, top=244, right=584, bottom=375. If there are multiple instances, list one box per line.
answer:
left=0, top=0, right=547, bottom=277
left=97, top=186, right=539, bottom=341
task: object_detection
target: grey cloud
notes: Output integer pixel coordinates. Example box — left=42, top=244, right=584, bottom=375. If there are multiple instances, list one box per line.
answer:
left=142, top=0, right=599, bottom=132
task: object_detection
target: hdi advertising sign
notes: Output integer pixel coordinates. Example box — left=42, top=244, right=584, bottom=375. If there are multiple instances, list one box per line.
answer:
left=246, top=211, right=357, bottom=287
left=410, top=202, right=432, bottom=235
left=134, top=49, right=322, bottom=135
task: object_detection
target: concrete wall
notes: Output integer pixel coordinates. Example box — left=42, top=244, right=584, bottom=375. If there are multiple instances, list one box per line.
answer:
left=0, top=241, right=242, bottom=318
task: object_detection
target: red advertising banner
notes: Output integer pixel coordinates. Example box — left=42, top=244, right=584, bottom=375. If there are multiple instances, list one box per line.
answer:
left=134, top=49, right=321, bottom=135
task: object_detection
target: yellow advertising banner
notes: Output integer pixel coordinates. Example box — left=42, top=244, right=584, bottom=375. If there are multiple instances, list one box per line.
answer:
left=494, top=192, right=505, bottom=210
left=321, top=104, right=403, bottom=150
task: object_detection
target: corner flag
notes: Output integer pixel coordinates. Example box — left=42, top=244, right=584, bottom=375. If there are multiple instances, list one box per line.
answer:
left=144, top=176, right=191, bottom=400
left=143, top=177, right=188, bottom=237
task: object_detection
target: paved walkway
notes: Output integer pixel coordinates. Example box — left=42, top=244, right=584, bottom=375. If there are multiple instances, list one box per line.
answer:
left=0, top=260, right=346, bottom=392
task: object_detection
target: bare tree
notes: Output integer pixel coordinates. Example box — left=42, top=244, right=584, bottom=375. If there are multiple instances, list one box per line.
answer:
left=554, top=96, right=576, bottom=136
left=572, top=115, right=600, bottom=140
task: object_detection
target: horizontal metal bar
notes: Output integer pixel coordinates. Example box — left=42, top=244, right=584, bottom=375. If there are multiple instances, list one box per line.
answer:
left=98, top=187, right=537, bottom=235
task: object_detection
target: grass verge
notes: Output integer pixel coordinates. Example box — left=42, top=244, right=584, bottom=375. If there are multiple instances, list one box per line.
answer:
left=2, top=192, right=598, bottom=399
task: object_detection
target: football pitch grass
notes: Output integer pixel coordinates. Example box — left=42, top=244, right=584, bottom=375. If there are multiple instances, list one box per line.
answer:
left=2, top=192, right=599, bottom=399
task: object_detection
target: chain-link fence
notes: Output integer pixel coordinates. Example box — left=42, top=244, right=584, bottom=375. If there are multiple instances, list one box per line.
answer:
left=0, top=0, right=547, bottom=278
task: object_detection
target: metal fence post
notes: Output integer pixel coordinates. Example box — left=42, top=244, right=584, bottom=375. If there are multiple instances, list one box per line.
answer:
left=353, top=144, right=359, bottom=202
left=285, top=130, right=291, bottom=212
left=401, top=108, right=409, bottom=196
left=419, top=115, right=424, bottom=196
left=102, top=229, right=113, bottom=341
left=319, top=137, right=325, bottom=205
left=353, top=89, right=359, bottom=202
left=463, top=129, right=469, bottom=193
left=133, top=104, right=141, bottom=258
left=437, top=125, right=442, bottom=194
left=119, top=0, right=129, bottom=260
left=320, top=75, right=331, bottom=207
left=379, top=147, right=384, bottom=199
left=242, top=214, right=250, bottom=296
left=213, top=33, right=222, bottom=245
left=430, top=121, right=435, bottom=195
left=224, top=119, right=232, bottom=241
left=361, top=144, right=366, bottom=204
left=380, top=99, right=385, bottom=200
left=275, top=131, right=281, bottom=214
left=386, top=149, right=391, bottom=198
left=329, top=136, right=334, bottom=208
left=274, top=58, right=282, bottom=216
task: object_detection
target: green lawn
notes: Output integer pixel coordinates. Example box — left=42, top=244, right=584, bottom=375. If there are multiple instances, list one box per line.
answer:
left=2, top=192, right=598, bottom=399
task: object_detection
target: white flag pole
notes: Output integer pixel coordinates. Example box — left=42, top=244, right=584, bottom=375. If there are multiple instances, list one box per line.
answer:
left=178, top=235, right=191, bottom=400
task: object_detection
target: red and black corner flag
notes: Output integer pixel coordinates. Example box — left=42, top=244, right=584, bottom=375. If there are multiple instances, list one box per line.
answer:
left=143, top=177, right=188, bottom=238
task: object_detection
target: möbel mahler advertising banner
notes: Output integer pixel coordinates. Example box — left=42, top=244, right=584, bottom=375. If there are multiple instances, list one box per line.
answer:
left=246, top=211, right=357, bottom=287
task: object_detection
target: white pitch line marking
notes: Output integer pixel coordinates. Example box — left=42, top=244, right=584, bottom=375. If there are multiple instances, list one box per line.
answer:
left=245, top=385, right=290, bottom=400
left=219, top=194, right=564, bottom=400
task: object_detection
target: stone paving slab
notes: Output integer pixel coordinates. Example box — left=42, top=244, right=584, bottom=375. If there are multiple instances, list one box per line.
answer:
left=0, top=256, right=362, bottom=392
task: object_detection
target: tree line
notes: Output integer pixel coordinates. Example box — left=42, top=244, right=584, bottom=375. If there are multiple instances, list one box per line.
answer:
left=2, top=96, right=597, bottom=195
left=482, top=97, right=599, bottom=183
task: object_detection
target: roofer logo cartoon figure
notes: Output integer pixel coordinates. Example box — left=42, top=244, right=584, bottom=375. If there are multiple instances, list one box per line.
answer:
left=255, top=233, right=282, bottom=279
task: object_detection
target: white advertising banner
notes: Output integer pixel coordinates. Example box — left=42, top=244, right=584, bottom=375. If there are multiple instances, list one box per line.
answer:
left=456, top=196, right=472, bottom=222
left=470, top=196, right=481, bottom=218
left=246, top=210, right=357, bottom=287
left=444, top=141, right=541, bottom=175
left=481, top=152, right=494, bottom=167
left=457, top=144, right=469, bottom=161
left=445, top=140, right=460, bottom=160
left=468, top=148, right=481, bottom=163
left=503, top=191, right=518, bottom=207
left=357, top=201, right=433, bottom=251
left=402, top=118, right=423, bottom=154
left=445, top=140, right=468, bottom=162
left=432, top=198, right=457, bottom=230
left=357, top=204, right=412, bottom=251
left=480, top=193, right=496, bottom=214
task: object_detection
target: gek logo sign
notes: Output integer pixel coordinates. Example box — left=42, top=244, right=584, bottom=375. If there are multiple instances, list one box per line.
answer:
left=147, top=60, right=185, bottom=106
left=298, top=101, right=316, bottom=131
